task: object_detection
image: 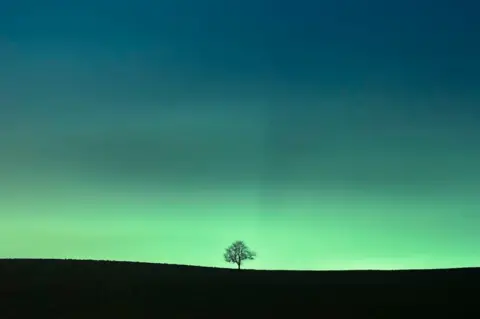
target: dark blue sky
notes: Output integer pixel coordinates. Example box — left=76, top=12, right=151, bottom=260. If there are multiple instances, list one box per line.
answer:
left=1, top=0, right=480, bottom=269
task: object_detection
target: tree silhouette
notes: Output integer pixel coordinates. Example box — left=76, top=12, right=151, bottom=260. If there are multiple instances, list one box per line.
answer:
left=224, top=240, right=256, bottom=270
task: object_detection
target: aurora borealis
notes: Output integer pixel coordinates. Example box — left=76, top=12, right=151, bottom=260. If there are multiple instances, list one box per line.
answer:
left=1, top=0, right=480, bottom=270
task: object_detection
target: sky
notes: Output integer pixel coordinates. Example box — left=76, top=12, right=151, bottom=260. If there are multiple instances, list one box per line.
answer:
left=1, top=0, right=480, bottom=270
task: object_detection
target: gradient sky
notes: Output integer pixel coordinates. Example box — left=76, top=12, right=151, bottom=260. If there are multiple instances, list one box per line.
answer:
left=1, top=0, right=480, bottom=270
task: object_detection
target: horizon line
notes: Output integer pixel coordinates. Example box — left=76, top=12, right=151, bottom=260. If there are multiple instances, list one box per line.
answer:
left=1, top=257, right=479, bottom=272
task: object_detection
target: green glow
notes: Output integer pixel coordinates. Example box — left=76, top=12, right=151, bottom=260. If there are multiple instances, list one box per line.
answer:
left=2, top=157, right=480, bottom=270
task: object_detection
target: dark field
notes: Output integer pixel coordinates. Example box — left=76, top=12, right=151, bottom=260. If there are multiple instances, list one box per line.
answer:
left=0, top=259, right=478, bottom=318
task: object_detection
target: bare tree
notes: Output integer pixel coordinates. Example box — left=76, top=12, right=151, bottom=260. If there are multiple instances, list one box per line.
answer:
left=224, top=240, right=256, bottom=270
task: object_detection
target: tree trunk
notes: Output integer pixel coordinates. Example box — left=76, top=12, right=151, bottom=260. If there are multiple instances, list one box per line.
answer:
left=237, top=263, right=241, bottom=270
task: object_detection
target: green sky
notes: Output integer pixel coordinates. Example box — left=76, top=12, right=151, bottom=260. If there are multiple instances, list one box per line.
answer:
left=1, top=0, right=480, bottom=270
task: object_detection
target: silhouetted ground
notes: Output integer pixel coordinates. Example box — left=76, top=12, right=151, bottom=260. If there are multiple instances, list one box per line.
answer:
left=0, top=259, right=479, bottom=318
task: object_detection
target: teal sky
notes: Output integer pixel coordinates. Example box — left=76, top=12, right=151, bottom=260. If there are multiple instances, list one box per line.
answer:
left=1, top=0, right=480, bottom=270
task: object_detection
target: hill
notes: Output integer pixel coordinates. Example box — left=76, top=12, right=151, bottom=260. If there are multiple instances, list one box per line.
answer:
left=1, top=258, right=478, bottom=318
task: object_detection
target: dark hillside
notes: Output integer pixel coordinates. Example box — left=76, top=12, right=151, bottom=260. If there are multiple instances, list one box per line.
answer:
left=0, top=259, right=478, bottom=318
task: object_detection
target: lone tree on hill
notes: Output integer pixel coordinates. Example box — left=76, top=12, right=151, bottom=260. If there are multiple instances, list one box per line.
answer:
left=224, top=240, right=256, bottom=270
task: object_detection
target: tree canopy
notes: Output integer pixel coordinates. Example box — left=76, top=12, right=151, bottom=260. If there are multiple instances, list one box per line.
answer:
left=224, top=240, right=256, bottom=270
